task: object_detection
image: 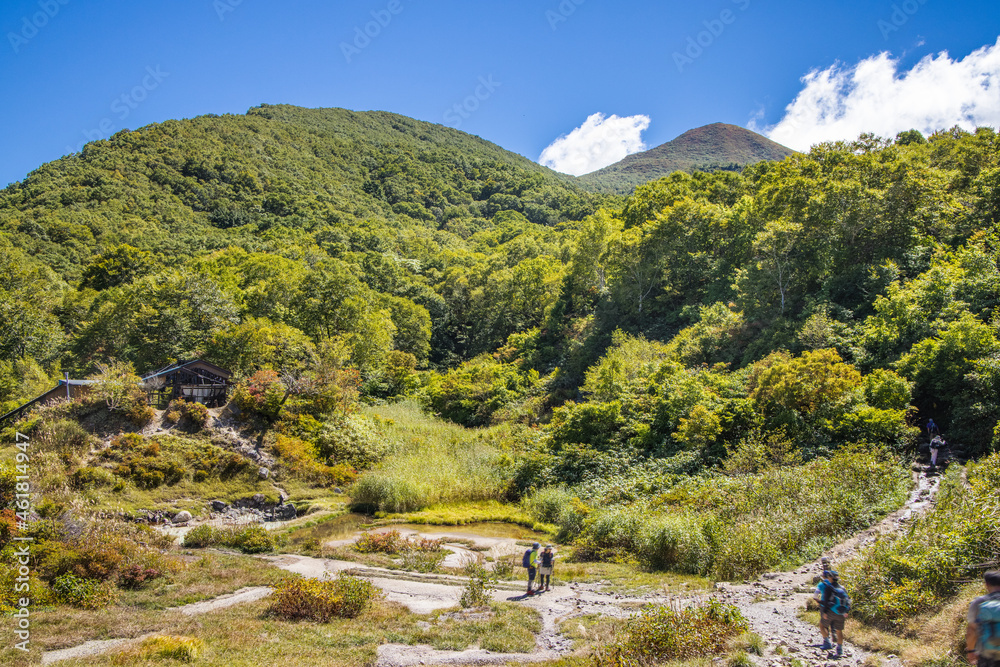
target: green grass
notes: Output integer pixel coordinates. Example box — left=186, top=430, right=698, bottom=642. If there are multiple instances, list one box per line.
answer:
left=350, top=402, right=516, bottom=513
left=551, top=561, right=712, bottom=595
left=378, top=500, right=549, bottom=530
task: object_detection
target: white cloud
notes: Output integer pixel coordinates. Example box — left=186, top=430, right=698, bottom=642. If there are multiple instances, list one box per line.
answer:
left=539, top=113, right=651, bottom=176
left=756, top=37, right=1000, bottom=151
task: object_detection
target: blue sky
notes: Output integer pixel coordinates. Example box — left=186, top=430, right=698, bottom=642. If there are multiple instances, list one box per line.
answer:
left=1, top=0, right=998, bottom=185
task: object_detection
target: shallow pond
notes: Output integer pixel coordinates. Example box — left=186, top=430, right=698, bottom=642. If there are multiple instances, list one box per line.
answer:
left=391, top=522, right=550, bottom=541
left=284, top=512, right=372, bottom=547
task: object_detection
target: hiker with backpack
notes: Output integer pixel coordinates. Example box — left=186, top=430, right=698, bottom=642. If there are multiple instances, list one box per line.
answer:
left=966, top=570, right=1000, bottom=666
left=930, top=435, right=945, bottom=466
left=820, top=570, right=851, bottom=658
left=538, top=545, right=555, bottom=592
left=522, top=542, right=540, bottom=595
left=815, top=568, right=835, bottom=650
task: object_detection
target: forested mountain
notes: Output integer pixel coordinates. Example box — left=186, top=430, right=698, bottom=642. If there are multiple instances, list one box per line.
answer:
left=0, top=104, right=605, bottom=380
left=3, top=107, right=1000, bottom=462
left=577, top=123, right=796, bottom=193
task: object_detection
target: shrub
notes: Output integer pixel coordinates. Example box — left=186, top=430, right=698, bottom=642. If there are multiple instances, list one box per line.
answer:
left=32, top=419, right=92, bottom=461
left=640, top=513, right=712, bottom=575
left=315, top=414, right=389, bottom=470
left=268, top=574, right=380, bottom=621
left=355, top=529, right=443, bottom=555
left=112, top=635, right=204, bottom=664
left=89, top=360, right=154, bottom=425
left=181, top=525, right=276, bottom=554
left=400, top=549, right=445, bottom=573
left=232, top=370, right=286, bottom=420
left=51, top=574, right=117, bottom=609
left=165, top=399, right=210, bottom=430
left=117, top=564, right=165, bottom=590
left=273, top=435, right=358, bottom=487
left=70, top=466, right=115, bottom=490
left=460, top=559, right=496, bottom=608
left=182, top=524, right=216, bottom=548
left=595, top=601, right=748, bottom=665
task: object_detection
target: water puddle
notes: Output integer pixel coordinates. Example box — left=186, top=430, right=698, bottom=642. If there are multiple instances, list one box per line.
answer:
left=283, top=512, right=372, bottom=548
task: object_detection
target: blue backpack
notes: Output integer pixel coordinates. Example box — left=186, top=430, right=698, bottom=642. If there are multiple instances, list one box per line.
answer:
left=522, top=549, right=532, bottom=568
left=977, top=593, right=1000, bottom=658
left=828, top=585, right=852, bottom=615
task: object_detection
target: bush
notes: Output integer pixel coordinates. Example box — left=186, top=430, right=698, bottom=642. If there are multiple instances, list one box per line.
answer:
left=268, top=574, right=380, bottom=621
left=165, top=399, right=210, bottom=430
left=51, top=574, right=117, bottom=609
left=460, top=559, right=496, bottom=608
left=232, top=370, right=286, bottom=420
left=316, top=414, right=389, bottom=470
left=355, top=529, right=406, bottom=554
left=32, top=419, right=92, bottom=461
left=273, top=435, right=357, bottom=487
left=70, top=466, right=115, bottom=490
left=117, top=564, right=165, bottom=590
left=595, top=601, right=748, bottom=665
left=182, top=525, right=276, bottom=554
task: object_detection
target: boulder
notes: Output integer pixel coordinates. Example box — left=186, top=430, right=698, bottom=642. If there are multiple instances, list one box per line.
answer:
left=211, top=500, right=227, bottom=512
left=258, top=467, right=270, bottom=480
left=173, top=510, right=192, bottom=523
left=251, top=493, right=266, bottom=507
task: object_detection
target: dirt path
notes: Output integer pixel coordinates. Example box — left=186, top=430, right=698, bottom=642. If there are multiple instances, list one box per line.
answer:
left=715, top=470, right=939, bottom=667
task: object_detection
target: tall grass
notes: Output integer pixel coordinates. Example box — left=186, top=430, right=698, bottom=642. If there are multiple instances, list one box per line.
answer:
left=528, top=445, right=910, bottom=580
left=350, top=401, right=512, bottom=513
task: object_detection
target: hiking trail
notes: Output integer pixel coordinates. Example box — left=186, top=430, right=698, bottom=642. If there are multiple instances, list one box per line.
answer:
left=40, top=470, right=940, bottom=666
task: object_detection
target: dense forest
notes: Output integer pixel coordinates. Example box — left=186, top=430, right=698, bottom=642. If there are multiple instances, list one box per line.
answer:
left=3, top=109, right=999, bottom=463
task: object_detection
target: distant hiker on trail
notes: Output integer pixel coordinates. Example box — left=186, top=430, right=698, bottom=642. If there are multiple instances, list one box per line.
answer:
left=927, top=418, right=940, bottom=437
left=538, top=545, right=555, bottom=592
left=815, top=568, right=834, bottom=650
left=523, top=542, right=540, bottom=595
left=930, top=435, right=945, bottom=466
left=966, top=570, right=1000, bottom=666
left=820, top=570, right=851, bottom=658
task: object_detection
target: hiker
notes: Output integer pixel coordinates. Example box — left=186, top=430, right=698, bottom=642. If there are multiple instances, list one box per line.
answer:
left=966, top=570, right=1000, bottom=666
left=930, top=435, right=944, bottom=466
left=927, top=418, right=940, bottom=437
left=523, top=542, right=540, bottom=594
left=538, top=545, right=555, bottom=592
left=815, top=568, right=834, bottom=650
left=820, top=570, right=851, bottom=658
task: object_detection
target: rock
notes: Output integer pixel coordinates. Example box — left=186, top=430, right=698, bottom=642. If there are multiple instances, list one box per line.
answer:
left=251, top=493, right=266, bottom=507
left=173, top=510, right=193, bottom=523
left=258, top=467, right=270, bottom=480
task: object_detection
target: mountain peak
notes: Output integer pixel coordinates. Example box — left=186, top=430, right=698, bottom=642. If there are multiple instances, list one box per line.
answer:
left=577, top=122, right=795, bottom=193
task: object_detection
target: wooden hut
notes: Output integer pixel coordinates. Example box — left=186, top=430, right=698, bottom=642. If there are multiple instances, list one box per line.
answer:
left=142, top=359, right=232, bottom=408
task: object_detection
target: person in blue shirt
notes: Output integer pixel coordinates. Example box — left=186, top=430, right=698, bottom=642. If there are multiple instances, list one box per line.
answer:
left=815, top=567, right=834, bottom=650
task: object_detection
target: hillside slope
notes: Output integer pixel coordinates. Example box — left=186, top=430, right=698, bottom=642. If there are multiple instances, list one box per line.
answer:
left=576, top=122, right=796, bottom=193
left=0, top=104, right=596, bottom=279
